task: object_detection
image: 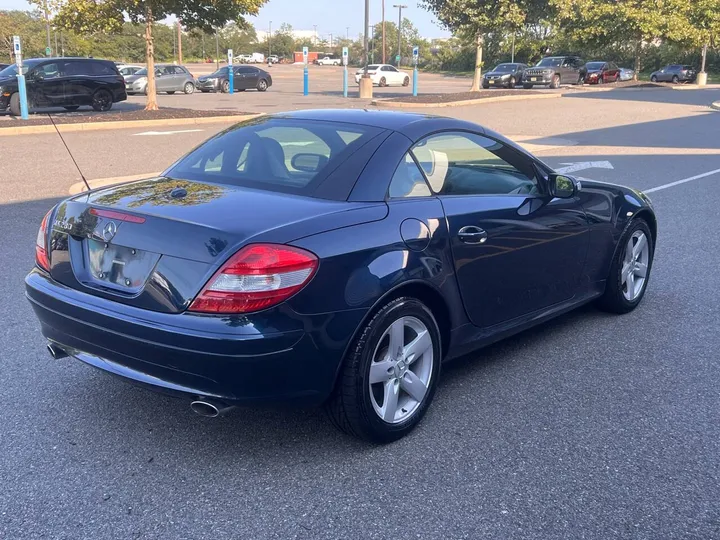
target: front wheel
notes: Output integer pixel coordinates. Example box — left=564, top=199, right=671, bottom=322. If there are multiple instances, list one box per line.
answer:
left=326, top=297, right=441, bottom=443
left=184, top=82, right=195, bottom=94
left=221, top=80, right=230, bottom=93
left=379, top=76, right=387, bottom=87
left=91, top=89, right=113, bottom=112
left=402, top=76, right=410, bottom=87
left=549, top=74, right=560, bottom=89
left=650, top=75, right=658, bottom=83
left=257, top=79, right=268, bottom=92
left=672, top=75, right=679, bottom=84
left=508, top=76, right=516, bottom=89
left=9, top=93, right=21, bottom=116
left=597, top=219, right=654, bottom=314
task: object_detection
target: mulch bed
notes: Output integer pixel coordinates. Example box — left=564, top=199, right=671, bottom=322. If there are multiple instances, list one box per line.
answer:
left=0, top=108, right=252, bottom=127
left=382, top=90, right=531, bottom=104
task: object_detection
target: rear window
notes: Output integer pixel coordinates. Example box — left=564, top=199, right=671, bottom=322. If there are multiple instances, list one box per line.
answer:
left=166, top=118, right=381, bottom=196
left=90, top=61, right=117, bottom=76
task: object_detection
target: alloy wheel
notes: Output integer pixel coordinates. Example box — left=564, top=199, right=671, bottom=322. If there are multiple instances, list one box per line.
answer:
left=622, top=231, right=650, bottom=301
left=92, top=90, right=112, bottom=111
left=368, top=316, right=434, bottom=424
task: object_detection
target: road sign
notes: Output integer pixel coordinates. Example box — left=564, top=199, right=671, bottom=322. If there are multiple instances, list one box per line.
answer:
left=395, top=54, right=401, bottom=63
left=45, top=46, right=51, bottom=57
left=342, top=47, right=349, bottom=66
left=302, top=46, right=309, bottom=64
left=227, top=49, right=233, bottom=64
left=412, top=46, right=419, bottom=65
left=13, top=35, right=22, bottom=66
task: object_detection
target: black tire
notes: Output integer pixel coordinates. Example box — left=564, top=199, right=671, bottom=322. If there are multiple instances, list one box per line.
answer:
left=91, top=89, right=113, bottom=112
left=63, top=105, right=80, bottom=111
left=326, top=297, right=442, bottom=443
left=379, top=76, right=387, bottom=87
left=221, top=80, right=230, bottom=93
left=650, top=75, right=658, bottom=83
left=167, top=91, right=176, bottom=95
left=672, top=75, right=679, bottom=84
left=184, top=82, right=195, bottom=94
left=9, top=93, right=21, bottom=116
left=598, top=76, right=604, bottom=85
left=549, top=74, right=560, bottom=89
left=597, top=219, right=654, bottom=314
left=508, top=76, right=516, bottom=89
left=482, top=82, right=490, bottom=89
left=257, top=79, right=268, bottom=92
left=402, top=76, right=410, bottom=87
left=523, top=83, right=533, bottom=90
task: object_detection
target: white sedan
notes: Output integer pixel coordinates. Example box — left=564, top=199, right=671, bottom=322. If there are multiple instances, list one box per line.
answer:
left=355, top=64, right=411, bottom=87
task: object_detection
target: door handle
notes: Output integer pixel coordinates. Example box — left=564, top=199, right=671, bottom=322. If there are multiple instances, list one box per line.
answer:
left=458, top=226, right=488, bottom=244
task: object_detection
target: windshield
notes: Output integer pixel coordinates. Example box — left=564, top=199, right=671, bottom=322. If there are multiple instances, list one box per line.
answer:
left=207, top=68, right=228, bottom=77
left=537, top=57, right=563, bottom=67
left=135, top=68, right=148, bottom=76
left=0, top=60, right=42, bottom=77
left=166, top=118, right=381, bottom=196
left=586, top=62, right=605, bottom=70
left=493, top=64, right=516, bottom=72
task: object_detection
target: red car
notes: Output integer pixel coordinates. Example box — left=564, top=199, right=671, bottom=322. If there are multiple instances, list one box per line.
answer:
left=584, top=61, right=620, bottom=84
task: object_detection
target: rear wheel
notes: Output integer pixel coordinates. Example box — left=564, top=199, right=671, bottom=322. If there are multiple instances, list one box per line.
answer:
left=379, top=76, right=387, bottom=87
left=184, top=82, right=195, bottom=94
left=9, top=93, right=21, bottom=116
left=508, top=76, right=516, bottom=89
left=549, top=74, right=560, bottom=89
left=257, top=79, right=268, bottom=92
left=326, top=297, right=441, bottom=443
left=650, top=75, right=658, bottom=83
left=91, top=89, right=113, bottom=112
left=598, top=76, right=604, bottom=85
left=672, top=75, right=679, bottom=84
left=63, top=105, right=80, bottom=111
left=597, top=219, right=654, bottom=314
left=402, top=76, right=410, bottom=87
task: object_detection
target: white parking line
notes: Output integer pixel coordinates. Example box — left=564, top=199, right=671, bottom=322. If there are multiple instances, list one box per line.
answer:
left=133, top=129, right=204, bottom=136
left=644, top=168, right=720, bottom=193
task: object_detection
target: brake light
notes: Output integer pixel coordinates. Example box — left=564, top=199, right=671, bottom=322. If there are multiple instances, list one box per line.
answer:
left=35, top=209, right=52, bottom=272
left=189, top=244, right=318, bottom=314
left=89, top=208, right=146, bottom=223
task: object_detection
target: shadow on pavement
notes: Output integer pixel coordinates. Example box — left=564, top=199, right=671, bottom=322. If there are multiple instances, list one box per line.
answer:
left=565, top=86, right=720, bottom=107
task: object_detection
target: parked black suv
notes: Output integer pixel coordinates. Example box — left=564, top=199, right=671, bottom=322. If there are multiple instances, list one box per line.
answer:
left=523, top=56, right=586, bottom=89
left=0, top=58, right=126, bottom=115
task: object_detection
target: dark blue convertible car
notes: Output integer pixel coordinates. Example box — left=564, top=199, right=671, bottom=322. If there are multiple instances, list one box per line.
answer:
left=26, top=110, right=656, bottom=442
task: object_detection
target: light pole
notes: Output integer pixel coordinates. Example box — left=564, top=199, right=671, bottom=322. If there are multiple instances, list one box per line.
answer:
left=268, top=21, right=272, bottom=58
left=215, top=30, right=220, bottom=70
left=43, top=0, right=51, bottom=55
left=359, top=0, right=373, bottom=98
left=382, top=0, right=386, bottom=64
left=313, top=25, right=318, bottom=45
left=393, top=4, right=407, bottom=67
left=346, top=27, right=350, bottom=40
left=511, top=32, right=515, bottom=63
left=329, top=33, right=333, bottom=48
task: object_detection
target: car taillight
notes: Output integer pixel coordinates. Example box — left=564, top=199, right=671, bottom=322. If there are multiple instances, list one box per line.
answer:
left=35, top=209, right=52, bottom=272
left=189, top=244, right=318, bottom=314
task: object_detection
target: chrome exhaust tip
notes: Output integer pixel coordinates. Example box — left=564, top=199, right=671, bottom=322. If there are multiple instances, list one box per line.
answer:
left=190, top=399, right=235, bottom=418
left=47, top=343, right=68, bottom=360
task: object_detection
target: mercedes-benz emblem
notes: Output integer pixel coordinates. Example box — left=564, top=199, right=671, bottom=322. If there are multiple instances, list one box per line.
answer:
left=102, top=221, right=117, bottom=242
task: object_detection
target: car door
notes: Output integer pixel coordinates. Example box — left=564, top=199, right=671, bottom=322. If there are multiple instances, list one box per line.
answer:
left=242, top=67, right=260, bottom=89
left=155, top=66, right=171, bottom=91
left=410, top=131, right=590, bottom=328
left=388, top=66, right=403, bottom=85
left=173, top=66, right=189, bottom=90
left=659, top=66, right=671, bottom=82
left=27, top=61, right=65, bottom=107
left=62, top=60, right=95, bottom=105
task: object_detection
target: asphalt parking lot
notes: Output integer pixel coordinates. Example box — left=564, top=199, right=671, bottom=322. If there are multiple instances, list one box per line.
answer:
left=1, top=83, right=720, bottom=539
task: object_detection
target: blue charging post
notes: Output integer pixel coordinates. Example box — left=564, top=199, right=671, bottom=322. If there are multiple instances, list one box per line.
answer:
left=227, top=49, right=234, bottom=95
left=303, top=46, right=309, bottom=96
left=13, top=36, right=28, bottom=120
left=342, top=47, right=349, bottom=98
left=412, top=45, right=419, bottom=97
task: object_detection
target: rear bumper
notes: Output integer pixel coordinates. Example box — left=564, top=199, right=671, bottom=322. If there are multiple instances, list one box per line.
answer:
left=26, top=269, right=360, bottom=406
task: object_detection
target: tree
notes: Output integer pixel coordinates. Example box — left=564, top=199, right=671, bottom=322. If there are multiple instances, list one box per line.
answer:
left=551, top=0, right=691, bottom=78
left=51, top=0, right=266, bottom=111
left=422, top=0, right=537, bottom=90
left=682, top=0, right=720, bottom=72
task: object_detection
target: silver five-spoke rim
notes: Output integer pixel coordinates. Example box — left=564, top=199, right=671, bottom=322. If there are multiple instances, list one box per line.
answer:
left=622, top=231, right=650, bottom=301
left=369, top=316, right=434, bottom=424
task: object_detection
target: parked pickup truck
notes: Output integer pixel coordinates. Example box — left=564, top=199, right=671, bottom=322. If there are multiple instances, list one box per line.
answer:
left=317, top=56, right=341, bottom=66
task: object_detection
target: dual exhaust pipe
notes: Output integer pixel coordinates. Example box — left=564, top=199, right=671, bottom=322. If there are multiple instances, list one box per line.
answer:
left=47, top=341, right=233, bottom=419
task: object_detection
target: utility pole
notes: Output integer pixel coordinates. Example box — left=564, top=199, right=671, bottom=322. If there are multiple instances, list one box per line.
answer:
left=54, top=31, right=58, bottom=58
left=381, top=0, right=386, bottom=64
left=202, top=33, right=205, bottom=60
left=43, top=0, right=51, bottom=55
left=346, top=27, right=350, bottom=40
left=363, top=0, right=369, bottom=76
left=313, top=25, right=318, bottom=45
left=215, top=30, right=219, bottom=70
left=269, top=21, right=272, bottom=58
left=177, top=20, right=183, bottom=64
left=172, top=24, right=177, bottom=62
left=511, top=32, right=515, bottom=63
left=393, top=4, right=407, bottom=67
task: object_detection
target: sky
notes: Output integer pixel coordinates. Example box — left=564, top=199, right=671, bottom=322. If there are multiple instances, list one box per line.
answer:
left=3, top=0, right=451, bottom=39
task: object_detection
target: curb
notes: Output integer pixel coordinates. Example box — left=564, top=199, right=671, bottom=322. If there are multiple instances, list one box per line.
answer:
left=0, top=113, right=260, bottom=137
left=711, top=101, right=720, bottom=111
left=372, top=92, right=562, bottom=109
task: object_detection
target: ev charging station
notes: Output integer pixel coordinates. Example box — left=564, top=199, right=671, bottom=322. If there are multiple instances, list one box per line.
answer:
left=303, top=47, right=309, bottom=95
left=227, top=49, right=234, bottom=95
left=14, top=36, right=29, bottom=120
left=342, top=47, right=349, bottom=98
left=412, top=46, right=419, bottom=97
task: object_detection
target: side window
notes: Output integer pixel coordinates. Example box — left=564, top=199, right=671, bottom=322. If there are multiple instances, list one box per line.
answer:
left=36, top=62, right=62, bottom=79
left=173, top=66, right=187, bottom=75
left=162, top=66, right=175, bottom=76
left=91, top=61, right=116, bottom=76
left=237, top=66, right=253, bottom=74
left=388, top=66, right=398, bottom=72
left=388, top=154, right=431, bottom=198
left=410, top=132, right=539, bottom=196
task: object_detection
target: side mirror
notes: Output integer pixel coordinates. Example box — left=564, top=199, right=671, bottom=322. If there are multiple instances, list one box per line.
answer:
left=548, top=174, right=581, bottom=199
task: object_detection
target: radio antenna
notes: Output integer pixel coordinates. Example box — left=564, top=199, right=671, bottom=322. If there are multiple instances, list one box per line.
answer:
left=48, top=114, right=92, bottom=192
